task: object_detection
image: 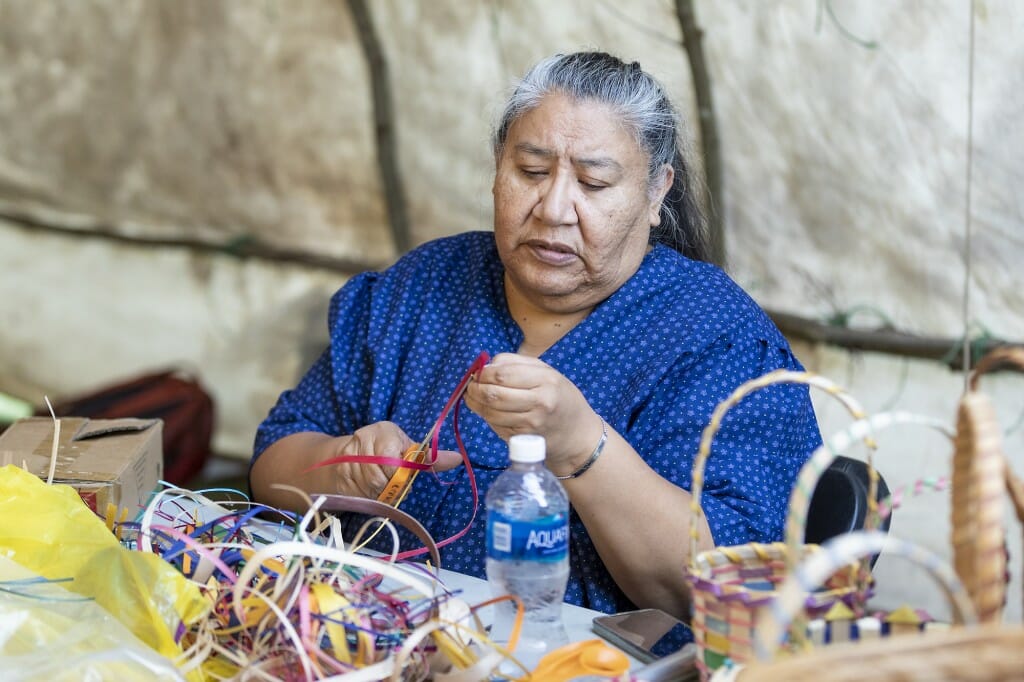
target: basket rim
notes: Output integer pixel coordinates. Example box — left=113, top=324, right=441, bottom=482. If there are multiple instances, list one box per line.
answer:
left=686, top=542, right=860, bottom=609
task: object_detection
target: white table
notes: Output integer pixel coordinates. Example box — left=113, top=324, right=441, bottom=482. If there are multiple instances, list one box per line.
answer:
left=435, top=565, right=699, bottom=682
left=434, top=564, right=608, bottom=646
left=439, top=564, right=626, bottom=674
left=432, top=565, right=598, bottom=634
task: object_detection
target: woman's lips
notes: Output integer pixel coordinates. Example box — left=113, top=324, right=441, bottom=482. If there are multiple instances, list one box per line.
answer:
left=526, top=240, right=577, bottom=266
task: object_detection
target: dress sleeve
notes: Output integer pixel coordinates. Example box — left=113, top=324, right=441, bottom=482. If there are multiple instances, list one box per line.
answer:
left=251, top=273, right=378, bottom=461
left=632, top=331, right=822, bottom=547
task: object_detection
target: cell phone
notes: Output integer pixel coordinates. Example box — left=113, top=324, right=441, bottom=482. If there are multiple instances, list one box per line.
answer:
left=592, top=608, right=694, bottom=664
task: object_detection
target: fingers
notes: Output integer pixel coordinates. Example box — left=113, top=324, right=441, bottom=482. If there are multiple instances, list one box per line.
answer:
left=467, top=381, right=541, bottom=416
left=327, top=424, right=471, bottom=498
left=351, top=422, right=414, bottom=459
left=466, top=353, right=598, bottom=463
left=468, top=355, right=552, bottom=409
left=330, top=422, right=415, bottom=499
left=431, top=449, right=464, bottom=472
left=349, top=463, right=390, bottom=499
left=466, top=355, right=561, bottom=428
left=477, top=353, right=549, bottom=390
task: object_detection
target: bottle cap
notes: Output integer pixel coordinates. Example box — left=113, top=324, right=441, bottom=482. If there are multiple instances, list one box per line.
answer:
left=508, top=434, right=546, bottom=463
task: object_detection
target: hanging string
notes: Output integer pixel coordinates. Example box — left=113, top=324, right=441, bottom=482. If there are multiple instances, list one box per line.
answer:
left=594, top=0, right=680, bottom=47
left=961, top=0, right=976, bottom=391
left=1003, top=405, right=1024, bottom=437
left=815, top=0, right=878, bottom=49
left=878, top=358, right=910, bottom=413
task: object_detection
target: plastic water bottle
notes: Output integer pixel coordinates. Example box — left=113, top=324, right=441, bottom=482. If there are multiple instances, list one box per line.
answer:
left=486, top=434, right=570, bottom=670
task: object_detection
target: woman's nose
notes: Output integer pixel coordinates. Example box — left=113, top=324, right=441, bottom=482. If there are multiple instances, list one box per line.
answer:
left=533, top=172, right=578, bottom=226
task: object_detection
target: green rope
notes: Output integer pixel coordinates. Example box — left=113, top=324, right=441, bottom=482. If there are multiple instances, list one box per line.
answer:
left=826, top=304, right=896, bottom=330
left=815, top=0, right=879, bottom=49
left=938, top=321, right=999, bottom=368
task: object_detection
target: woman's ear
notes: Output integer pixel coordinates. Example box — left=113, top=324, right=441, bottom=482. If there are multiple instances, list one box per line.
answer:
left=648, top=163, right=675, bottom=227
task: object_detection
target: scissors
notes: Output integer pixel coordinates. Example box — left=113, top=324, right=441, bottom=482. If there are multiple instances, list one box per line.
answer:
left=375, top=432, right=433, bottom=506
left=523, top=639, right=630, bottom=681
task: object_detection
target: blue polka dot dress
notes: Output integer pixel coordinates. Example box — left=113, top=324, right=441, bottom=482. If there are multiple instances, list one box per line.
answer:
left=253, top=231, right=822, bottom=616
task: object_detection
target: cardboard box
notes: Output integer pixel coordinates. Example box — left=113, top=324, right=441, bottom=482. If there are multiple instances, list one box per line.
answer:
left=0, top=417, right=163, bottom=514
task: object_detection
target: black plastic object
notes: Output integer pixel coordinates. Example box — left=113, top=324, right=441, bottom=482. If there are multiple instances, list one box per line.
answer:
left=804, top=454, right=892, bottom=550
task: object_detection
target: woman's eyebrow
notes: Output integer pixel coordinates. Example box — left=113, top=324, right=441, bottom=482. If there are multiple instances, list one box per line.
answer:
left=514, top=142, right=554, bottom=158
left=573, top=156, right=623, bottom=172
left=513, top=143, right=623, bottom=173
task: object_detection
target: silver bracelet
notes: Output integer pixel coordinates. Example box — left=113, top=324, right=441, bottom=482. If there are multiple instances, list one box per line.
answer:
left=555, top=419, right=608, bottom=480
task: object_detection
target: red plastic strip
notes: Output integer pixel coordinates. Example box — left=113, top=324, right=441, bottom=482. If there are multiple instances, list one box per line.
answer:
left=394, top=375, right=480, bottom=560
left=395, top=351, right=488, bottom=560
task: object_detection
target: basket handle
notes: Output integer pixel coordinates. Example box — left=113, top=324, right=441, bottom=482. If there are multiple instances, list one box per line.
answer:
left=968, top=346, right=1024, bottom=390
left=688, top=370, right=870, bottom=564
left=784, top=411, right=954, bottom=569
left=754, top=530, right=978, bottom=661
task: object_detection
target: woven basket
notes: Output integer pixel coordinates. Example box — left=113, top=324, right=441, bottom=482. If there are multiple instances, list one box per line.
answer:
left=731, top=348, right=1024, bottom=681
left=736, top=530, right=995, bottom=682
left=706, top=349, right=1024, bottom=681
left=686, top=370, right=875, bottom=679
left=959, top=345, right=1024, bottom=622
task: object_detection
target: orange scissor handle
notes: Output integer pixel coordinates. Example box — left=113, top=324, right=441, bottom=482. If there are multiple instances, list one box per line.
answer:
left=376, top=443, right=428, bottom=506
left=526, top=639, right=630, bottom=681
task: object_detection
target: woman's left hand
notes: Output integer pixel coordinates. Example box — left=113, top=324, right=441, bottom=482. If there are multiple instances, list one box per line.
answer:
left=464, top=352, right=603, bottom=474
left=466, top=353, right=711, bottom=618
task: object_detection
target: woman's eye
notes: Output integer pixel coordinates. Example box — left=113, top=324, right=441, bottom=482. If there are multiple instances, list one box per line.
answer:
left=580, top=180, right=607, bottom=191
left=521, top=169, right=547, bottom=178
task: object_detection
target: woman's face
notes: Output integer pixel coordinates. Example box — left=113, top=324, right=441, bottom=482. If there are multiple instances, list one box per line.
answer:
left=493, top=91, right=672, bottom=316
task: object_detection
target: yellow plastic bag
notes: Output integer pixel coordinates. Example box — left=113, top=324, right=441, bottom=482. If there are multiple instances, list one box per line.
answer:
left=0, top=465, right=207, bottom=678
left=0, top=555, right=185, bottom=681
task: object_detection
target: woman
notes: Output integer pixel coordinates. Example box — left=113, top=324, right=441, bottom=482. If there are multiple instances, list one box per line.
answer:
left=250, top=51, right=821, bottom=620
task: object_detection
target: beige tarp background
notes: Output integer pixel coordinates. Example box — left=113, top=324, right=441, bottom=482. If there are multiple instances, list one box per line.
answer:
left=1, top=1, right=1021, bottom=621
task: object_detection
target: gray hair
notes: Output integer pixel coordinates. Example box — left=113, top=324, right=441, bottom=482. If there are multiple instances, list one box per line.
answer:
left=493, top=51, right=710, bottom=262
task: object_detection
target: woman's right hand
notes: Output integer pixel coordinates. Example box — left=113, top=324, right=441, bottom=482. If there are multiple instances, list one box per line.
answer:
left=327, top=421, right=463, bottom=498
